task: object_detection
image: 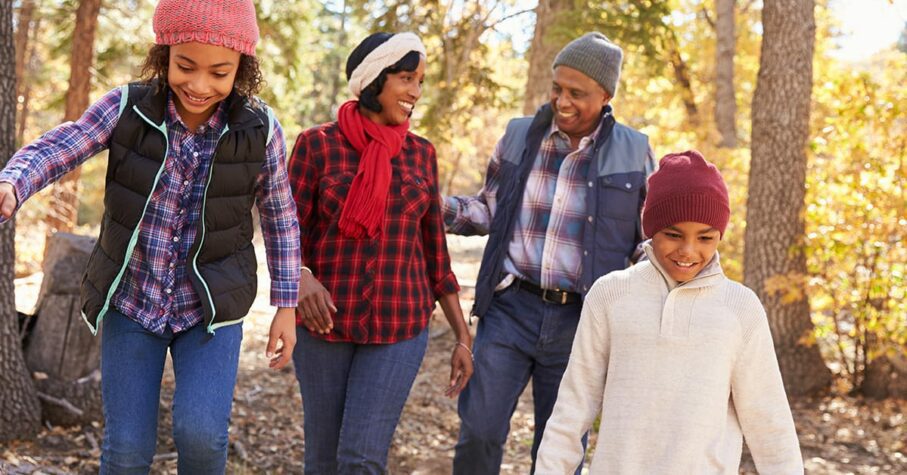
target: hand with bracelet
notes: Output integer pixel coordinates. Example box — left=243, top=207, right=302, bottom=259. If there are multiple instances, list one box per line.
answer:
left=438, top=293, right=474, bottom=398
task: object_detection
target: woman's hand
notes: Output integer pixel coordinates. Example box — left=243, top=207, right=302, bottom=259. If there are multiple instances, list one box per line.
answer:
left=438, top=292, right=473, bottom=398
left=297, top=267, right=336, bottom=334
left=446, top=340, right=474, bottom=398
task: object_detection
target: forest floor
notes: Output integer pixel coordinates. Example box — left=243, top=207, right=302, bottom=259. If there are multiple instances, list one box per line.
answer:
left=2, top=235, right=906, bottom=474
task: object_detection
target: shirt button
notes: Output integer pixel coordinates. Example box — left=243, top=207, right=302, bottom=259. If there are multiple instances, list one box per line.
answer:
left=587, top=216, right=593, bottom=223
left=183, top=180, right=190, bottom=186
left=179, top=209, right=185, bottom=215
left=584, top=250, right=589, bottom=256
left=625, top=183, right=632, bottom=189
left=588, top=181, right=593, bottom=187
left=169, top=262, right=176, bottom=269
left=164, top=288, right=173, bottom=295
left=173, top=236, right=180, bottom=243
left=193, top=152, right=199, bottom=158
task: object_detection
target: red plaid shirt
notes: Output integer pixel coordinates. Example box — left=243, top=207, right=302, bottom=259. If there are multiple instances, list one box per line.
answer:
left=289, top=122, right=460, bottom=344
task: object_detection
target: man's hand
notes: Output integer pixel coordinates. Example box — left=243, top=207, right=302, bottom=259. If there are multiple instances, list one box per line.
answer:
left=297, top=267, right=336, bottom=334
left=0, top=182, right=18, bottom=220
left=266, top=307, right=297, bottom=369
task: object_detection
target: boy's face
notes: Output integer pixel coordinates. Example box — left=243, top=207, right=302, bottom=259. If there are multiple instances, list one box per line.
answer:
left=168, top=42, right=241, bottom=127
left=650, top=221, right=721, bottom=283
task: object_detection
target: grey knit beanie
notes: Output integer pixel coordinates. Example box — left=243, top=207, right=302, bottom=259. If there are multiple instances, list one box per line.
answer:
left=552, top=32, right=623, bottom=97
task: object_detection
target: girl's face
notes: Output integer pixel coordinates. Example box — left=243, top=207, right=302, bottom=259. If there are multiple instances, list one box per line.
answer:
left=168, top=42, right=241, bottom=129
left=364, top=56, right=426, bottom=126
left=650, top=221, right=721, bottom=283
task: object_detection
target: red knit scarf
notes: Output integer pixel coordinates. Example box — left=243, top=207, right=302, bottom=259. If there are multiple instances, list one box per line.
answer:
left=336, top=100, right=409, bottom=239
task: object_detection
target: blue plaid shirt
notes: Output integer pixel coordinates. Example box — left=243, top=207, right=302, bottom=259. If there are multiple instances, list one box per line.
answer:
left=0, top=87, right=300, bottom=334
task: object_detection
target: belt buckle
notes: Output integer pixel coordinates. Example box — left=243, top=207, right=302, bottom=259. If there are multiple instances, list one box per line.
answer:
left=542, top=289, right=567, bottom=305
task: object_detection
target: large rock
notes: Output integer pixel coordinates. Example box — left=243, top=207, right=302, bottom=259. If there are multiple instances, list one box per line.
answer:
left=24, top=232, right=102, bottom=425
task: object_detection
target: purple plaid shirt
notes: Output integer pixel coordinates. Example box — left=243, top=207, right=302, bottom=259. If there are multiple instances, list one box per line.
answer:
left=0, top=87, right=300, bottom=334
left=445, top=113, right=653, bottom=292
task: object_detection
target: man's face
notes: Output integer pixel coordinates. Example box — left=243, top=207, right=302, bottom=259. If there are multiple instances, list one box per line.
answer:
left=549, top=65, right=611, bottom=143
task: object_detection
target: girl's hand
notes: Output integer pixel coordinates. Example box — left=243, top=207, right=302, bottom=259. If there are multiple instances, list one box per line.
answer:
left=445, top=340, right=474, bottom=398
left=267, top=307, right=297, bottom=369
left=0, top=182, right=18, bottom=220
left=297, top=267, right=336, bottom=334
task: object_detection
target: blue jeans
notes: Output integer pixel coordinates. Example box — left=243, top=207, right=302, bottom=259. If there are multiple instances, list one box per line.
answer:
left=292, top=326, right=429, bottom=474
left=99, top=310, right=242, bottom=475
left=453, top=284, right=585, bottom=475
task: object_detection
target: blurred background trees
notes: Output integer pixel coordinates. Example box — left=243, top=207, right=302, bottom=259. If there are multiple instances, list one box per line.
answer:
left=4, top=0, right=905, bottom=419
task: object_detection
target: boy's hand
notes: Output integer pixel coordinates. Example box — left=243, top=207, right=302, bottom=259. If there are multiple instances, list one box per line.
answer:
left=297, top=268, right=336, bottom=334
left=266, top=307, right=296, bottom=369
left=0, top=182, right=18, bottom=219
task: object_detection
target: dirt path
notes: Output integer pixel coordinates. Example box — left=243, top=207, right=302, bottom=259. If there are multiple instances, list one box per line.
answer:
left=3, top=235, right=906, bottom=474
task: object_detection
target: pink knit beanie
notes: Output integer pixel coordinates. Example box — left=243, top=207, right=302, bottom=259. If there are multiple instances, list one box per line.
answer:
left=153, top=0, right=259, bottom=57
left=642, top=150, right=730, bottom=238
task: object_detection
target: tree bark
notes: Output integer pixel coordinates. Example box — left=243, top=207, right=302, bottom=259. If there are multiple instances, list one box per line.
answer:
left=0, top=0, right=42, bottom=441
left=744, top=0, right=830, bottom=396
left=15, top=3, right=40, bottom=147
left=523, top=0, right=569, bottom=115
left=13, top=0, right=35, bottom=96
left=714, top=0, right=737, bottom=147
left=45, top=0, right=101, bottom=236
left=665, top=29, right=700, bottom=126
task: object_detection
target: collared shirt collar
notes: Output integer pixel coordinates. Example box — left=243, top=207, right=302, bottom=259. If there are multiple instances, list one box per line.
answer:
left=546, top=108, right=611, bottom=152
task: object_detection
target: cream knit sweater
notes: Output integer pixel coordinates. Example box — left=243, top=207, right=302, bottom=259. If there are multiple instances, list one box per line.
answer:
left=536, top=246, right=803, bottom=474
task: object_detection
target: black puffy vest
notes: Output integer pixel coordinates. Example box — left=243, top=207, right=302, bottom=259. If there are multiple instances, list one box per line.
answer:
left=80, top=81, right=269, bottom=334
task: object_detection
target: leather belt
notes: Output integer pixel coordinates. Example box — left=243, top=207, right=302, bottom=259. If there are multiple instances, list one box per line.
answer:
left=513, top=278, right=581, bottom=305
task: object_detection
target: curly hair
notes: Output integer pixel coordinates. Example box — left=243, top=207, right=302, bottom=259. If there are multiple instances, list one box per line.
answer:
left=139, top=44, right=264, bottom=99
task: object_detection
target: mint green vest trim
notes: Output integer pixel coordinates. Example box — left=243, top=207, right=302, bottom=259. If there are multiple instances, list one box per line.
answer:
left=207, top=316, right=246, bottom=335
left=91, top=105, right=170, bottom=334
left=117, top=85, right=129, bottom=118
left=81, top=310, right=98, bottom=335
left=266, top=106, right=275, bottom=145
left=198, top=124, right=231, bottom=333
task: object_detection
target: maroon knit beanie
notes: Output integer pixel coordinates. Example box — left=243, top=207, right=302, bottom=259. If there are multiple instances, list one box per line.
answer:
left=153, top=0, right=259, bottom=57
left=642, top=150, right=730, bottom=238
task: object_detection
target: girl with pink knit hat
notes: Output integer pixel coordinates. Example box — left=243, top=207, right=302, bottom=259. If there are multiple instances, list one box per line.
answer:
left=0, top=1, right=300, bottom=472
left=536, top=151, right=803, bottom=474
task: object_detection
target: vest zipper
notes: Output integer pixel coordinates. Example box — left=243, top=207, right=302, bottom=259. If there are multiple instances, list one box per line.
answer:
left=195, top=125, right=231, bottom=334
left=86, top=106, right=171, bottom=335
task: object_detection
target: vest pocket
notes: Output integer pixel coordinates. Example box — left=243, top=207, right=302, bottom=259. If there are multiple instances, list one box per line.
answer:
left=597, top=171, right=645, bottom=220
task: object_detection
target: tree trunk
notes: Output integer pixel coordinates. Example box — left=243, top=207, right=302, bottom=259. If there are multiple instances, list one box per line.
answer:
left=0, top=0, right=42, bottom=441
left=45, top=0, right=101, bottom=236
left=523, top=0, right=569, bottom=115
left=714, top=0, right=737, bottom=147
left=13, top=0, right=35, bottom=95
left=744, top=0, right=830, bottom=396
left=665, top=30, right=700, bottom=127
left=15, top=3, right=40, bottom=147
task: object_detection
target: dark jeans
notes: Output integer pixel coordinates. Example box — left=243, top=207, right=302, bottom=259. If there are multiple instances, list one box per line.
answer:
left=292, top=326, right=429, bottom=474
left=99, top=310, right=242, bottom=474
left=453, top=284, right=584, bottom=475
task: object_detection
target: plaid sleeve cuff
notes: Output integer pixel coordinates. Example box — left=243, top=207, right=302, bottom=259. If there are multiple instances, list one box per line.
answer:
left=442, top=195, right=459, bottom=228
left=270, top=279, right=299, bottom=308
left=433, top=271, right=460, bottom=298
